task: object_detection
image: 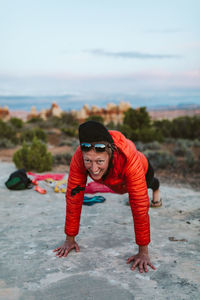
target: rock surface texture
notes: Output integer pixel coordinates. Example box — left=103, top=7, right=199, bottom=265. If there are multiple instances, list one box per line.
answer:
left=0, top=162, right=200, bottom=300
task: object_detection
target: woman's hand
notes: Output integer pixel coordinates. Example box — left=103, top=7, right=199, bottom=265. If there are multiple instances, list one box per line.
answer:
left=126, top=245, right=156, bottom=273
left=53, top=236, right=80, bottom=258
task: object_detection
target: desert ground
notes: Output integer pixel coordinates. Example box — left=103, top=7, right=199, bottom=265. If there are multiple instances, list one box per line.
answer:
left=0, top=160, right=200, bottom=300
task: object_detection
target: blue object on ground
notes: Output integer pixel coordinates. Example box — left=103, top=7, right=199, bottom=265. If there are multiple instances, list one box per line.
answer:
left=83, top=195, right=106, bottom=206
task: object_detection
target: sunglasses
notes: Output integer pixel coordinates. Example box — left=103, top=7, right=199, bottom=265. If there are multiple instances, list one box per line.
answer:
left=80, top=143, right=108, bottom=152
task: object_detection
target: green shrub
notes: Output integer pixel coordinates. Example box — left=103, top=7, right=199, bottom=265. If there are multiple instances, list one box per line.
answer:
left=193, top=139, right=200, bottom=147
left=185, top=151, right=195, bottom=168
left=20, top=129, right=35, bottom=142
left=118, top=124, right=133, bottom=139
left=135, top=141, right=145, bottom=152
left=9, top=117, right=24, bottom=129
left=61, top=127, right=77, bottom=137
left=40, top=112, right=78, bottom=129
left=176, top=139, right=193, bottom=147
left=173, top=139, right=193, bottom=156
left=86, top=115, right=104, bottom=124
left=144, top=150, right=176, bottom=169
left=0, top=138, right=16, bottom=149
left=60, top=112, right=78, bottom=127
left=13, top=142, right=30, bottom=170
left=153, top=119, right=173, bottom=137
left=123, top=107, right=151, bottom=129
left=20, top=128, right=47, bottom=143
left=173, top=145, right=188, bottom=157
left=122, top=107, right=163, bottom=143
left=143, top=141, right=161, bottom=150
left=34, top=128, right=47, bottom=142
left=27, top=117, right=44, bottom=124
left=13, top=137, right=52, bottom=172
left=106, top=121, right=121, bottom=130
left=0, top=120, right=18, bottom=144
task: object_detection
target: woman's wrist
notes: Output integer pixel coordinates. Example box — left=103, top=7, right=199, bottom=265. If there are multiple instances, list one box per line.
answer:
left=138, top=245, right=148, bottom=255
left=66, top=235, right=75, bottom=242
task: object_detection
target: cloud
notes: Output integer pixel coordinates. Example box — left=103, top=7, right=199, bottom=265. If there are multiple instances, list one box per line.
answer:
left=88, top=49, right=181, bottom=60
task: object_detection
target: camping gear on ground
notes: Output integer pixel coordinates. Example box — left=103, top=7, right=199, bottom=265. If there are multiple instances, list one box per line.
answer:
left=83, top=195, right=106, bottom=206
left=5, top=169, right=33, bottom=190
left=27, top=172, right=65, bottom=181
left=34, top=185, right=47, bottom=194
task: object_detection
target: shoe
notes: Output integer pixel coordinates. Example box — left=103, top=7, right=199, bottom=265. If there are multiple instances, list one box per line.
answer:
left=150, top=198, right=162, bottom=208
left=83, top=196, right=106, bottom=206
left=32, top=179, right=38, bottom=185
left=34, top=185, right=47, bottom=194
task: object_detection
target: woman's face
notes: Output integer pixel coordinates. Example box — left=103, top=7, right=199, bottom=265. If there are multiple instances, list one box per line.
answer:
left=82, top=149, right=110, bottom=180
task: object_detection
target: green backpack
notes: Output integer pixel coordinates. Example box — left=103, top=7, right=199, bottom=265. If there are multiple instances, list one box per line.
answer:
left=5, top=169, right=33, bottom=190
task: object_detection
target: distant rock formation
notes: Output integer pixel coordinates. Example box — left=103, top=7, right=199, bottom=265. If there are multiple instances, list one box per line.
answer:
left=73, top=101, right=131, bottom=124
left=0, top=106, right=10, bottom=121
left=27, top=102, right=63, bottom=121
left=27, top=106, right=38, bottom=120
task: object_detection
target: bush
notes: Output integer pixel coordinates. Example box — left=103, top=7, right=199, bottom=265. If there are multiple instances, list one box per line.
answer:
left=61, top=127, right=77, bottom=137
left=144, top=150, right=176, bottom=169
left=20, top=128, right=47, bottom=143
left=118, top=124, right=133, bottom=139
left=60, top=112, right=78, bottom=127
left=153, top=119, right=173, bottom=137
left=106, top=121, right=121, bottom=130
left=123, top=107, right=151, bottom=129
left=173, top=145, right=188, bottom=157
left=122, top=107, right=163, bottom=143
left=13, top=137, right=52, bottom=172
left=0, top=120, right=18, bottom=145
left=9, top=117, right=24, bottom=129
left=173, top=139, right=193, bottom=157
left=0, top=138, right=16, bottom=149
left=135, top=141, right=145, bottom=152
left=143, top=141, right=161, bottom=151
left=40, top=112, right=78, bottom=129
left=86, top=115, right=104, bottom=124
left=27, top=117, right=44, bottom=124
left=193, top=139, right=200, bottom=147
left=185, top=151, right=195, bottom=168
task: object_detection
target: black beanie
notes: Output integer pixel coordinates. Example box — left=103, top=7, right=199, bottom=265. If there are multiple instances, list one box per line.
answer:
left=79, top=121, right=113, bottom=144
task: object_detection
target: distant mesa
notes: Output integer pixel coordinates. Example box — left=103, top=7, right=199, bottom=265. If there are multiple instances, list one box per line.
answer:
left=1, top=101, right=132, bottom=124
left=1, top=101, right=200, bottom=123
left=73, top=101, right=131, bottom=124
left=0, top=106, right=10, bottom=121
left=27, top=102, right=63, bottom=121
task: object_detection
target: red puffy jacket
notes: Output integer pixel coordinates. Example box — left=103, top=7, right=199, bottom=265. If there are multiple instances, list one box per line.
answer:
left=65, top=130, right=150, bottom=246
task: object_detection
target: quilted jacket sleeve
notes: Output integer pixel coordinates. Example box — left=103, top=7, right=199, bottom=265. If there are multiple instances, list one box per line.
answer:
left=65, top=147, right=87, bottom=236
left=125, top=143, right=150, bottom=246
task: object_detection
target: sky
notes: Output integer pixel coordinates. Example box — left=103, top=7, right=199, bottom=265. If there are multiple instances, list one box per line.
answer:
left=0, top=0, right=200, bottom=108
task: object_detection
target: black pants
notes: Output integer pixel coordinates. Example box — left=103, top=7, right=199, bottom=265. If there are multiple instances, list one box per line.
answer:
left=145, top=160, right=160, bottom=191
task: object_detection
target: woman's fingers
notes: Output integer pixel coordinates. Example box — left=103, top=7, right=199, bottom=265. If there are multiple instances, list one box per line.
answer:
left=131, top=258, right=140, bottom=271
left=53, top=242, right=80, bottom=257
left=127, top=254, right=156, bottom=272
left=58, top=249, right=66, bottom=257
left=53, top=247, right=61, bottom=252
left=126, top=256, right=134, bottom=264
left=143, top=261, right=148, bottom=273
left=75, top=243, right=80, bottom=252
left=148, top=262, right=156, bottom=270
